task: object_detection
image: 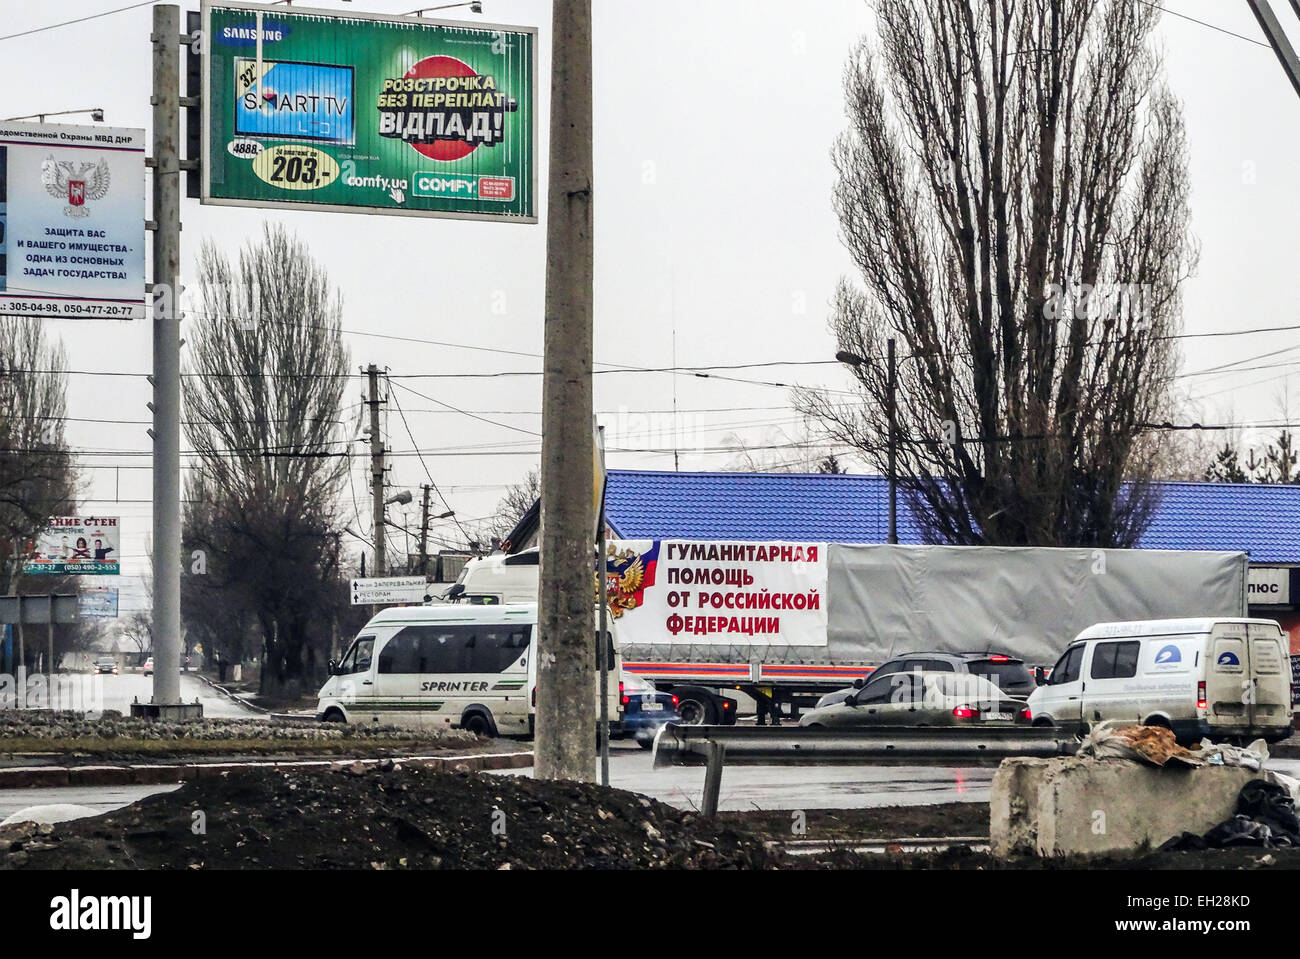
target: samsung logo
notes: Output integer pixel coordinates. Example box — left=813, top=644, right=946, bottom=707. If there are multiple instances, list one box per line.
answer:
left=219, top=23, right=289, bottom=46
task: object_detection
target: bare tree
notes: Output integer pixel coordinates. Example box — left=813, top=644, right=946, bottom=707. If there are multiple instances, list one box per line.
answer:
left=487, top=468, right=540, bottom=541
left=797, top=0, right=1195, bottom=547
left=0, top=317, right=77, bottom=594
left=181, top=223, right=354, bottom=700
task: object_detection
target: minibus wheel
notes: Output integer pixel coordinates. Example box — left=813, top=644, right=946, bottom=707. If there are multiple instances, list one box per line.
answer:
left=322, top=708, right=347, bottom=724
left=463, top=712, right=497, bottom=738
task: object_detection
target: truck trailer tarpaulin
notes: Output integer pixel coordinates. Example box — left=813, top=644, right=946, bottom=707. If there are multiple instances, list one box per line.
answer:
left=827, top=545, right=1248, bottom=666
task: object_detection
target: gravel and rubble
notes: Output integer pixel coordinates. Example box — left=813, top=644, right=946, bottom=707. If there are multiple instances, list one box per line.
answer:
left=0, top=710, right=482, bottom=763
left=0, top=762, right=785, bottom=870
left=0, top=710, right=471, bottom=743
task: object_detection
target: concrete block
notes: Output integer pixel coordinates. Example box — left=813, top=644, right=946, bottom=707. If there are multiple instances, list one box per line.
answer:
left=992, top=756, right=1261, bottom=858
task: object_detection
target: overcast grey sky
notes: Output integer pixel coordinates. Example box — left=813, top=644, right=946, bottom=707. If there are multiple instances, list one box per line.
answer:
left=2, top=0, right=1299, bottom=611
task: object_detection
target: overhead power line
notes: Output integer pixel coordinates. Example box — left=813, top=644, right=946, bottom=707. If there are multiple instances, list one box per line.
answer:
left=0, top=1, right=159, bottom=43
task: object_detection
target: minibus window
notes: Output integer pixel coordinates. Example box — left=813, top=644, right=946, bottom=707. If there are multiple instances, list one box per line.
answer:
left=1090, top=641, right=1139, bottom=680
left=379, top=625, right=529, bottom=674
left=1050, top=645, right=1084, bottom=685
left=346, top=638, right=373, bottom=675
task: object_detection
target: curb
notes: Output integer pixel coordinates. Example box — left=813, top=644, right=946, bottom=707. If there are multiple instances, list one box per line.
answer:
left=191, top=674, right=269, bottom=715
left=0, top=751, right=534, bottom=788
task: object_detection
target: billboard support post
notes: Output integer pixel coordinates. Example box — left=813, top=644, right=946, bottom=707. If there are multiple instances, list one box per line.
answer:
left=15, top=618, right=24, bottom=710
left=144, top=4, right=196, bottom=718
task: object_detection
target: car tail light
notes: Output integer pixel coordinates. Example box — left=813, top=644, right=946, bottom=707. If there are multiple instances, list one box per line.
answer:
left=952, top=705, right=978, bottom=719
left=620, top=681, right=628, bottom=706
left=1197, top=681, right=1207, bottom=711
left=1019, top=707, right=1032, bottom=720
left=989, top=655, right=1011, bottom=662
left=722, top=701, right=732, bottom=711
left=671, top=695, right=679, bottom=707
left=531, top=686, right=536, bottom=707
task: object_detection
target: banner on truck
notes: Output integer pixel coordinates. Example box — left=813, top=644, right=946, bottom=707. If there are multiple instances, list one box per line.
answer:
left=202, top=1, right=537, bottom=223
left=606, top=540, right=829, bottom=647
left=23, top=516, right=120, bottom=576
left=0, top=121, right=146, bottom=319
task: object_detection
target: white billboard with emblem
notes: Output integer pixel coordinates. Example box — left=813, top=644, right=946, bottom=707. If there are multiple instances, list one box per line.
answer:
left=0, top=121, right=145, bottom=319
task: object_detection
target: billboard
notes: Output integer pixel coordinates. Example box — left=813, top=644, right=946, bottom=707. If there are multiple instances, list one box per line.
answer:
left=202, top=2, right=536, bottom=222
left=23, top=517, right=120, bottom=576
left=78, top=587, right=120, bottom=619
left=606, top=541, right=829, bottom=648
left=0, top=121, right=146, bottom=318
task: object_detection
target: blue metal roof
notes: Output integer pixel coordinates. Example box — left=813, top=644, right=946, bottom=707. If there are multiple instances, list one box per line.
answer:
left=604, top=470, right=1300, bottom=563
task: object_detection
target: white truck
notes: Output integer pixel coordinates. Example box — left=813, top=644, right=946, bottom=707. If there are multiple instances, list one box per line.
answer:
left=449, top=542, right=1251, bottom=725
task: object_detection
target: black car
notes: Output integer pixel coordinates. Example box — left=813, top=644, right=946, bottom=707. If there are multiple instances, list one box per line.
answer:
left=815, top=651, right=1036, bottom=708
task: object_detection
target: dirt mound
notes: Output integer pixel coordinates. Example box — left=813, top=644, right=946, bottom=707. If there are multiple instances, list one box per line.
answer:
left=0, top=763, right=787, bottom=870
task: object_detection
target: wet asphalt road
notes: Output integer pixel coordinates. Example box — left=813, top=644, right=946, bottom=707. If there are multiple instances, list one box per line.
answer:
left=51, top=670, right=260, bottom=719
left=492, top=742, right=998, bottom=811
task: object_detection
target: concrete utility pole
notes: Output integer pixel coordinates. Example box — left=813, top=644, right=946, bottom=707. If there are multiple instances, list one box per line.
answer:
left=418, top=484, right=432, bottom=579
left=367, top=365, right=386, bottom=579
left=1249, top=0, right=1300, bottom=101
left=537, top=0, right=596, bottom=782
left=148, top=4, right=184, bottom=713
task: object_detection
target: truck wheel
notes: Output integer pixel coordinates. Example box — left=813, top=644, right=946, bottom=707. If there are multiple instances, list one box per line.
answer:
left=674, top=688, right=718, bottom=725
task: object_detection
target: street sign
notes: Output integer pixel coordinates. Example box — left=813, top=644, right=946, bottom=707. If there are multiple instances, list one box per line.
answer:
left=350, top=576, right=429, bottom=606
left=0, top=120, right=145, bottom=318
left=201, top=1, right=537, bottom=223
left=23, top=516, right=120, bottom=576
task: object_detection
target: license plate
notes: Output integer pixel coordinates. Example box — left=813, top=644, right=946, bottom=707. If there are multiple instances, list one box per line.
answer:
left=983, top=712, right=1012, bottom=721
left=641, top=702, right=663, bottom=711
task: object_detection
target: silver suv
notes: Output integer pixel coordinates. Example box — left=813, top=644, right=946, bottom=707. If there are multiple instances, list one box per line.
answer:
left=815, top=651, right=1035, bottom=708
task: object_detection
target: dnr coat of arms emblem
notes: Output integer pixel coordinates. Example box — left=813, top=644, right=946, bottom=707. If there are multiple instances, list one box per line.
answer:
left=41, top=156, right=111, bottom=219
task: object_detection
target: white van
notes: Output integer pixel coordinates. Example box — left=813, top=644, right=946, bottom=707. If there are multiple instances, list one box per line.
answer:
left=1027, top=618, right=1294, bottom=743
left=441, top=550, right=539, bottom=605
left=316, top=603, right=623, bottom=738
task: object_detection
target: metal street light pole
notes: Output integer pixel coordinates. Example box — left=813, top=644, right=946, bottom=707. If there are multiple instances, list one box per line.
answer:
left=887, top=338, right=897, bottom=545
left=837, top=339, right=898, bottom=544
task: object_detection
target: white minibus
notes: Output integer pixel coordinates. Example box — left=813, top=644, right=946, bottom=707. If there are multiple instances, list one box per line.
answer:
left=316, top=603, right=623, bottom=737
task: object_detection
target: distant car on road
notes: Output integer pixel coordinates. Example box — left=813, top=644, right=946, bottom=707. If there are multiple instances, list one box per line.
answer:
left=800, top=671, right=1030, bottom=729
left=143, top=656, right=154, bottom=676
left=93, top=656, right=119, bottom=676
left=815, top=651, right=1036, bottom=709
left=619, top=673, right=680, bottom=748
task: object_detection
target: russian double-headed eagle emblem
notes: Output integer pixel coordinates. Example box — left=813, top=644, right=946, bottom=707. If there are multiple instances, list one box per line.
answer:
left=41, top=155, right=111, bottom=219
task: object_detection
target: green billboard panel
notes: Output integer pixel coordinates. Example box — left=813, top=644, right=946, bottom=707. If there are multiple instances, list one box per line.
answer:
left=201, top=1, right=536, bottom=223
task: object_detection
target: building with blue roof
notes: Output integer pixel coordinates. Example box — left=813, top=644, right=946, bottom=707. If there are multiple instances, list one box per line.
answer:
left=604, top=470, right=1300, bottom=562
left=602, top=470, right=1300, bottom=647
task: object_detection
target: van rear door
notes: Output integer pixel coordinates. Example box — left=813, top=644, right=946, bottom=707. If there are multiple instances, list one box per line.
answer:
left=1248, top=623, right=1290, bottom=733
left=1207, top=622, right=1251, bottom=732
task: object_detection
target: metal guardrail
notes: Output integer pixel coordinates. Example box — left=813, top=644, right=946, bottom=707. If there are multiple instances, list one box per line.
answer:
left=651, top=723, right=1079, bottom=816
